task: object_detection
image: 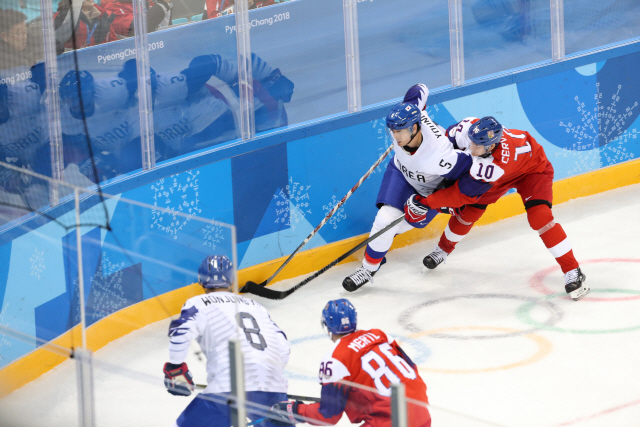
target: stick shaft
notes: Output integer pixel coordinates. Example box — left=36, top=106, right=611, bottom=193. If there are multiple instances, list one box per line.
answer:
left=195, top=384, right=321, bottom=402
left=263, top=144, right=394, bottom=286
left=244, top=215, right=405, bottom=299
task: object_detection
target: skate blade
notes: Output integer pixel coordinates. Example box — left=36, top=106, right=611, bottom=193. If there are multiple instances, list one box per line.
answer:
left=570, top=286, right=590, bottom=301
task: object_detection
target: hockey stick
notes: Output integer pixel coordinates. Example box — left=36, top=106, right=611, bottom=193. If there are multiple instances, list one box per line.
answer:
left=239, top=144, right=394, bottom=293
left=195, top=384, right=321, bottom=402
left=242, top=215, right=405, bottom=300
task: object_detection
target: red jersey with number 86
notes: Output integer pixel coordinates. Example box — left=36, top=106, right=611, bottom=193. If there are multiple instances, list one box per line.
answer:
left=297, top=329, right=430, bottom=427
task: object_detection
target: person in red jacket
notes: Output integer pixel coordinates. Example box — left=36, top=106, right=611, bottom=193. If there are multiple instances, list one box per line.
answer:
left=101, top=0, right=172, bottom=41
left=403, top=116, right=589, bottom=301
left=54, top=0, right=113, bottom=51
left=267, top=299, right=431, bottom=427
left=203, top=0, right=276, bottom=20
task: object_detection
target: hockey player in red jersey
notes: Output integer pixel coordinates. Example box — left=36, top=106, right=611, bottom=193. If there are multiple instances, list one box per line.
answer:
left=404, top=116, right=589, bottom=301
left=266, top=299, right=431, bottom=427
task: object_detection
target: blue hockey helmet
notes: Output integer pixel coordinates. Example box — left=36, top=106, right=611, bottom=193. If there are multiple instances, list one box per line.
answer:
left=181, top=55, right=217, bottom=96
left=321, top=298, right=357, bottom=337
left=386, top=102, right=421, bottom=131
left=118, top=58, right=158, bottom=98
left=59, top=70, right=95, bottom=102
left=468, top=116, right=503, bottom=147
left=198, top=255, right=234, bottom=289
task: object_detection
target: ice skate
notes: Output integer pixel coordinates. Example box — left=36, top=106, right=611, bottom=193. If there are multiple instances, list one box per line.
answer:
left=564, top=267, right=589, bottom=301
left=423, top=245, right=448, bottom=270
left=342, top=258, right=386, bottom=292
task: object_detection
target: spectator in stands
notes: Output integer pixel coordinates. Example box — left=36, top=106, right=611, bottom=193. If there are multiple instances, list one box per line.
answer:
left=101, top=0, right=172, bottom=41
left=54, top=0, right=114, bottom=52
left=0, top=9, right=40, bottom=70
left=203, top=0, right=275, bottom=20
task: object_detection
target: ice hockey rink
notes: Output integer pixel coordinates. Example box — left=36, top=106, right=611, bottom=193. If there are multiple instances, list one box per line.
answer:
left=1, top=182, right=640, bottom=427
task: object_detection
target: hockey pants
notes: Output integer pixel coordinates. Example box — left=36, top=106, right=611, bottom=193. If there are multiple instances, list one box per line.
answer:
left=437, top=202, right=579, bottom=274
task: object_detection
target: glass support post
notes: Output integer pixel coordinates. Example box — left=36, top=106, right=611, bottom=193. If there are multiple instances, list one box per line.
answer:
left=551, top=0, right=565, bottom=61
left=40, top=0, right=65, bottom=205
left=229, top=340, right=247, bottom=427
left=343, top=0, right=361, bottom=113
left=391, top=383, right=407, bottom=427
left=448, top=0, right=465, bottom=86
left=235, top=0, right=255, bottom=140
left=74, top=189, right=87, bottom=349
left=75, top=348, right=95, bottom=427
left=132, top=0, right=156, bottom=170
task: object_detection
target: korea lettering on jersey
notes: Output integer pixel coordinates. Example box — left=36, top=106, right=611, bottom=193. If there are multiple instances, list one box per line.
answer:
left=392, top=111, right=469, bottom=196
left=168, top=292, right=290, bottom=394
left=151, top=73, right=229, bottom=151
left=60, top=76, right=137, bottom=152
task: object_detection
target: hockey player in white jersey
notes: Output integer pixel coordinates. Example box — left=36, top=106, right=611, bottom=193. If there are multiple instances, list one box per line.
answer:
left=342, top=84, right=473, bottom=292
left=163, top=255, right=291, bottom=427
left=58, top=67, right=139, bottom=182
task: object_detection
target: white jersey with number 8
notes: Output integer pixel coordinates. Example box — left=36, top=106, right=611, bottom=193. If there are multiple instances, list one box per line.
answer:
left=168, top=291, right=290, bottom=394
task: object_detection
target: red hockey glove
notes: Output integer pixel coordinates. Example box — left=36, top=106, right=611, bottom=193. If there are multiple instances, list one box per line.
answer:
left=404, top=194, right=430, bottom=223
left=268, top=401, right=304, bottom=426
left=163, top=362, right=195, bottom=396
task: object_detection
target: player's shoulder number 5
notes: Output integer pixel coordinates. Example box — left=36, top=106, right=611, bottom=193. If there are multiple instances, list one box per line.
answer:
left=439, top=159, right=452, bottom=169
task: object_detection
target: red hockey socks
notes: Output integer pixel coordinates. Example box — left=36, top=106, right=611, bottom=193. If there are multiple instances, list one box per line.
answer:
left=527, top=205, right=579, bottom=273
left=437, top=206, right=485, bottom=253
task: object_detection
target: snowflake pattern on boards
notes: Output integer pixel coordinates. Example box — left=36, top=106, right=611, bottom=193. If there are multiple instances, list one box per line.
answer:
left=87, top=253, right=128, bottom=320
left=0, top=305, right=12, bottom=361
left=558, top=83, right=637, bottom=175
left=30, top=247, right=45, bottom=280
left=322, top=194, right=348, bottom=230
left=202, top=223, right=226, bottom=250
left=372, top=118, right=393, bottom=174
left=150, top=171, right=202, bottom=239
left=274, top=177, right=311, bottom=232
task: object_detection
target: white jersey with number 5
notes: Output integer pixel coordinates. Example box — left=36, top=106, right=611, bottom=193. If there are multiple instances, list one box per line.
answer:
left=168, top=291, right=290, bottom=394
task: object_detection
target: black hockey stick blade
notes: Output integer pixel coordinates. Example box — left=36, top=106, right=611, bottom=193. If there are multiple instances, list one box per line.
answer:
left=242, top=215, right=405, bottom=300
left=238, top=280, right=266, bottom=294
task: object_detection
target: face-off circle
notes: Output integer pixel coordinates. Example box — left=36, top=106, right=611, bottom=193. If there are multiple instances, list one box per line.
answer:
left=398, top=294, right=563, bottom=340
left=413, top=326, right=553, bottom=374
left=517, top=289, right=640, bottom=334
left=530, top=258, right=640, bottom=302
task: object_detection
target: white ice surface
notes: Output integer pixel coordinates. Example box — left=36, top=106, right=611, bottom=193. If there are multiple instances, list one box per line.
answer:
left=2, top=183, right=640, bottom=427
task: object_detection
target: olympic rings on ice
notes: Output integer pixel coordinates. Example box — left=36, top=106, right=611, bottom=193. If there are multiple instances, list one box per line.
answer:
left=530, top=258, right=640, bottom=302
left=412, top=326, right=553, bottom=374
left=398, top=294, right=563, bottom=339
left=517, top=289, right=640, bottom=334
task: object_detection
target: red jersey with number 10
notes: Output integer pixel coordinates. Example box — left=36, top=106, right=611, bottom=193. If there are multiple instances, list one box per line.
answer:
left=426, top=117, right=551, bottom=209
left=297, top=329, right=430, bottom=427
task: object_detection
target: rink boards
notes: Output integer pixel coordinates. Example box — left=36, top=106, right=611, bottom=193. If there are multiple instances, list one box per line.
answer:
left=1, top=25, right=640, bottom=394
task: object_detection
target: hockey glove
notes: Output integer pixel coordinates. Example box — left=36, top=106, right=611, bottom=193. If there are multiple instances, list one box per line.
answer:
left=268, top=401, right=304, bottom=426
left=163, top=362, right=195, bottom=396
left=404, top=194, right=430, bottom=224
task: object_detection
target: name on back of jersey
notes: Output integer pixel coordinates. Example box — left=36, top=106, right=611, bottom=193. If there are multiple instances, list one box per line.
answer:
left=200, top=293, right=259, bottom=307
left=421, top=114, right=443, bottom=139
left=347, top=332, right=381, bottom=353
